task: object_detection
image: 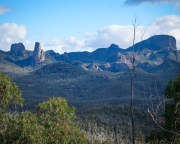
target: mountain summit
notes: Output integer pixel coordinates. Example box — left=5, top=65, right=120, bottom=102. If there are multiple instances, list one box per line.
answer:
left=0, top=34, right=179, bottom=73
left=145, top=35, right=176, bottom=51
left=10, top=43, right=27, bottom=57
left=126, top=35, right=177, bottom=52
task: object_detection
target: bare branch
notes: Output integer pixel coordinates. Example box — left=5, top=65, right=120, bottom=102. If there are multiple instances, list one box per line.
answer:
left=135, top=25, right=148, bottom=56
left=144, top=80, right=180, bottom=138
left=148, top=109, right=180, bottom=137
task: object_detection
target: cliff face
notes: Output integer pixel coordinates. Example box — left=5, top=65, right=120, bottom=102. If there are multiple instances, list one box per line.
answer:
left=32, top=42, right=45, bottom=63
left=146, top=35, right=177, bottom=51
left=87, top=63, right=102, bottom=71
left=10, top=43, right=26, bottom=57
left=106, top=52, right=130, bottom=64
left=1, top=34, right=178, bottom=72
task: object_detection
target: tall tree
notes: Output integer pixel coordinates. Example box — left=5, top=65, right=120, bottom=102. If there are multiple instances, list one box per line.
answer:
left=0, top=72, right=24, bottom=110
left=146, top=76, right=180, bottom=143
left=36, top=97, right=87, bottom=143
left=0, top=73, right=87, bottom=143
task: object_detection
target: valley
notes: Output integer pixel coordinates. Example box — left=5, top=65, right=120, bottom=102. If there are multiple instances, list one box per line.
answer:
left=0, top=34, right=180, bottom=143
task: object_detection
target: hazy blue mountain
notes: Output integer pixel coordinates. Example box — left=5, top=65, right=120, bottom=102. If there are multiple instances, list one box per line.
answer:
left=0, top=35, right=179, bottom=74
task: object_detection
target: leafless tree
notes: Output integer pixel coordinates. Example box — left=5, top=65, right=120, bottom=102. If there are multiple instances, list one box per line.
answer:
left=143, top=82, right=180, bottom=137
left=130, top=15, right=147, bottom=144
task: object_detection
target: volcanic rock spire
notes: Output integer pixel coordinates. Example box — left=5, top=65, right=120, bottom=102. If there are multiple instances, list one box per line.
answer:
left=32, top=42, right=45, bottom=63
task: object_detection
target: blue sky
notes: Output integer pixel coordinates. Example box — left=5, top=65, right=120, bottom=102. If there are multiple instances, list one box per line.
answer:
left=0, top=0, right=180, bottom=53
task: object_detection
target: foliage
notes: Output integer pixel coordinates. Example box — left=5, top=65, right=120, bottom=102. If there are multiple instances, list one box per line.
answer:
left=0, top=97, right=87, bottom=144
left=0, top=72, right=24, bottom=110
left=36, top=97, right=87, bottom=143
left=0, top=110, right=44, bottom=143
left=163, top=75, right=180, bottom=142
left=13, top=64, right=177, bottom=112
left=75, top=106, right=154, bottom=143
left=0, top=73, right=86, bottom=143
left=0, top=109, right=20, bottom=143
left=146, top=75, right=180, bottom=143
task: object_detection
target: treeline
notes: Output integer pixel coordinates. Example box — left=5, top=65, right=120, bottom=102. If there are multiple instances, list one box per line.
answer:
left=1, top=72, right=180, bottom=143
left=75, top=106, right=154, bottom=143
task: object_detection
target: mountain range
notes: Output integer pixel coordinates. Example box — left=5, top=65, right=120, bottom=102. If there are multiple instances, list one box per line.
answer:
left=0, top=34, right=180, bottom=111
left=0, top=34, right=179, bottom=73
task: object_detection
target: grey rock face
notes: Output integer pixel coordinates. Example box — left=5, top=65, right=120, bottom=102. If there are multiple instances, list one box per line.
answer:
left=107, top=52, right=130, bottom=64
left=10, top=43, right=26, bottom=57
left=146, top=35, right=177, bottom=50
left=87, top=63, right=102, bottom=71
left=33, top=42, right=45, bottom=63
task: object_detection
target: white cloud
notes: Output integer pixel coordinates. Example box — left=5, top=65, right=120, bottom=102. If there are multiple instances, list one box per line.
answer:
left=84, top=25, right=148, bottom=49
left=65, top=36, right=85, bottom=47
left=81, top=15, right=180, bottom=50
left=23, top=40, right=36, bottom=51
left=43, top=39, right=64, bottom=53
left=0, top=15, right=180, bottom=54
left=148, top=15, right=180, bottom=49
left=0, top=23, right=90, bottom=54
left=0, top=23, right=27, bottom=51
left=42, top=15, right=180, bottom=53
left=0, top=5, right=10, bottom=15
left=44, top=37, right=92, bottom=54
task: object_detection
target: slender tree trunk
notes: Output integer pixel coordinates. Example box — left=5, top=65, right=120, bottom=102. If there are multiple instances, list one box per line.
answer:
left=130, top=83, right=135, bottom=144
left=130, top=23, right=136, bottom=144
left=114, top=124, right=119, bottom=144
left=129, top=14, right=148, bottom=144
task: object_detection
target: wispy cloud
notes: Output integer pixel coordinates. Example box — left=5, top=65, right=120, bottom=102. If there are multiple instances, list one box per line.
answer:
left=124, top=0, right=180, bottom=6
left=0, top=5, right=10, bottom=15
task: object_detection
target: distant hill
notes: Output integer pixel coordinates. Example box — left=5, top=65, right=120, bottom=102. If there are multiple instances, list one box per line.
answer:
left=0, top=34, right=180, bottom=111
left=0, top=34, right=179, bottom=74
left=125, top=34, right=177, bottom=52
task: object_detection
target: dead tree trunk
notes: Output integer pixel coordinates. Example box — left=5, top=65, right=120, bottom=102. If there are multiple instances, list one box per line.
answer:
left=130, top=18, right=136, bottom=144
left=130, top=15, right=147, bottom=144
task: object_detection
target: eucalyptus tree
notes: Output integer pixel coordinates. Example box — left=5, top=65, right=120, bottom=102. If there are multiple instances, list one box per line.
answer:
left=0, top=73, right=87, bottom=143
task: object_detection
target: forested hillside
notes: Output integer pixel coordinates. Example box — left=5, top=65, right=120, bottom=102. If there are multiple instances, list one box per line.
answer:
left=0, top=34, right=180, bottom=143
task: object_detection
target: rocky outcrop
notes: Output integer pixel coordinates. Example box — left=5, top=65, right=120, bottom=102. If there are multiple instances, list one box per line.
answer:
left=111, top=63, right=129, bottom=72
left=107, top=52, right=129, bottom=64
left=72, top=61, right=87, bottom=70
left=108, top=44, right=121, bottom=50
left=45, top=50, right=59, bottom=58
left=125, top=35, right=177, bottom=52
left=32, top=42, right=45, bottom=63
left=146, top=35, right=177, bottom=51
left=137, top=62, right=152, bottom=71
left=10, top=43, right=27, bottom=57
left=87, top=63, right=102, bottom=71
left=100, top=62, right=129, bottom=72
left=103, top=63, right=111, bottom=70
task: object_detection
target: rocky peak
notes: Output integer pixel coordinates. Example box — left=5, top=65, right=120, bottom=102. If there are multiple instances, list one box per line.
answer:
left=46, top=50, right=58, bottom=56
left=45, top=50, right=59, bottom=59
left=63, top=52, right=69, bottom=57
left=33, top=42, right=45, bottom=63
left=10, top=43, right=26, bottom=57
left=108, top=44, right=120, bottom=49
left=104, top=63, right=111, bottom=69
left=87, top=63, right=102, bottom=71
left=107, top=52, right=129, bottom=64
left=146, top=35, right=177, bottom=51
